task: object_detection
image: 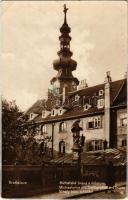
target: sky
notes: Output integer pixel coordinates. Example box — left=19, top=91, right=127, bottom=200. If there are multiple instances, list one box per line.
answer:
left=1, top=1, right=127, bottom=111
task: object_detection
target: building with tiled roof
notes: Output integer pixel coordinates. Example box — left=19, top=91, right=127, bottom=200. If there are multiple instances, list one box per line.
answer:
left=21, top=5, right=127, bottom=159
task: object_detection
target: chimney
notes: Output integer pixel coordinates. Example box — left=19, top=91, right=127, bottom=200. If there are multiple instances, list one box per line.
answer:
left=104, top=71, right=111, bottom=148
left=77, top=79, right=88, bottom=90
left=104, top=71, right=112, bottom=83
left=62, top=87, right=66, bottom=103
left=84, top=79, right=88, bottom=88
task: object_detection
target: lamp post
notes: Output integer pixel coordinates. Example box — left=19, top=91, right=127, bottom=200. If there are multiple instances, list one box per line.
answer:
left=103, top=139, right=108, bottom=151
left=103, top=139, right=108, bottom=161
left=51, top=123, right=55, bottom=159
left=103, top=139, right=108, bottom=182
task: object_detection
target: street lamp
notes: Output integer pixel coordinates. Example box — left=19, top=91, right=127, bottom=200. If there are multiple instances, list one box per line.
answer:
left=103, top=139, right=108, bottom=151
left=103, top=139, right=108, bottom=161
left=51, top=123, right=55, bottom=159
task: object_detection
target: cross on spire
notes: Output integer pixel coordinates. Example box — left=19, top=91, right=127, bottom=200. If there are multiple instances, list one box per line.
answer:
left=63, top=4, right=68, bottom=24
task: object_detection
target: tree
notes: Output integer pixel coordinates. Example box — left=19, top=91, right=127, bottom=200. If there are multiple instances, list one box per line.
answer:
left=2, top=98, right=23, bottom=164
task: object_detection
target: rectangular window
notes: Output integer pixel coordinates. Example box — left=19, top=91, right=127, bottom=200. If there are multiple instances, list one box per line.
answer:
left=87, top=117, right=102, bottom=129
left=88, top=121, right=94, bottom=129
left=120, top=113, right=127, bottom=127
left=87, top=140, right=103, bottom=151
left=122, top=139, right=126, bottom=146
left=95, top=140, right=102, bottom=150
left=97, top=99, right=104, bottom=109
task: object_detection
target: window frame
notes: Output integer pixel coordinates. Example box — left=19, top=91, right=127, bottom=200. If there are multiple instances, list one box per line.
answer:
left=59, top=121, right=67, bottom=132
left=41, top=124, right=47, bottom=134
left=120, top=113, right=127, bottom=127
left=122, top=139, right=127, bottom=147
left=59, top=140, right=65, bottom=154
left=99, top=90, right=104, bottom=96
left=87, top=116, right=102, bottom=129
left=87, top=140, right=103, bottom=151
left=97, top=99, right=104, bottom=109
left=51, top=109, right=56, bottom=117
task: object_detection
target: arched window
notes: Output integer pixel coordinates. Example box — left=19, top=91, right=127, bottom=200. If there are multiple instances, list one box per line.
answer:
left=41, top=124, right=47, bottom=134
left=59, top=122, right=67, bottom=132
left=59, top=140, right=65, bottom=154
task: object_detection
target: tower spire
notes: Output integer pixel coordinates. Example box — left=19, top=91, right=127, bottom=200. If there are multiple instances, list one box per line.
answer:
left=50, top=5, right=79, bottom=95
left=63, top=4, right=68, bottom=24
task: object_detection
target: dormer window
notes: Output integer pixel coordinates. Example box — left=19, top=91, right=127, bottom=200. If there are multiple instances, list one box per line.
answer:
left=75, top=94, right=80, bottom=101
left=99, top=90, right=104, bottom=96
left=58, top=107, right=66, bottom=116
left=42, top=111, right=46, bottom=118
left=29, top=112, right=37, bottom=120
left=51, top=108, right=57, bottom=117
left=97, top=99, right=104, bottom=109
left=84, top=103, right=91, bottom=111
left=30, top=113, right=33, bottom=120
left=51, top=109, right=55, bottom=116
left=58, top=109, right=63, bottom=116
left=56, top=99, right=60, bottom=106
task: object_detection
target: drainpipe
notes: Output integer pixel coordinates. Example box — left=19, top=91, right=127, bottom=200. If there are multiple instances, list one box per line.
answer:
left=52, top=123, right=55, bottom=158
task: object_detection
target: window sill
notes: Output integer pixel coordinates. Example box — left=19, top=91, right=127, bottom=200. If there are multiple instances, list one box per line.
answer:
left=59, top=131, right=67, bottom=133
left=118, top=126, right=127, bottom=128
left=87, top=127, right=102, bottom=130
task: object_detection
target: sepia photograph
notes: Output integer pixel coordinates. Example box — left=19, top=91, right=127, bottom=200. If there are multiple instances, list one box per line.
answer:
left=1, top=1, right=127, bottom=199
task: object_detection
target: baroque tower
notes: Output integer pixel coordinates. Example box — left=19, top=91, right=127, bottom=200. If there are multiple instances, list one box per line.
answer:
left=50, top=5, right=79, bottom=96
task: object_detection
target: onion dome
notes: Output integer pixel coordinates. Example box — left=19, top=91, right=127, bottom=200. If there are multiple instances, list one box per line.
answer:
left=60, top=23, right=71, bottom=34
left=53, top=58, right=77, bottom=71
